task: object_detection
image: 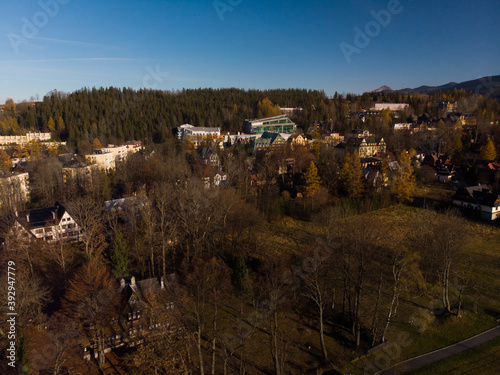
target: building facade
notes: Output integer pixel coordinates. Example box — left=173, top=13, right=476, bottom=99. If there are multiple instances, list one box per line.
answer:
left=14, top=201, right=81, bottom=243
left=178, top=124, right=222, bottom=147
left=344, top=137, right=386, bottom=158
left=85, top=150, right=116, bottom=171
left=243, top=115, right=296, bottom=134
left=0, top=132, right=52, bottom=145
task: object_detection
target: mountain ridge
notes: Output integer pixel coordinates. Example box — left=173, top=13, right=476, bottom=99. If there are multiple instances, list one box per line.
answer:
left=372, top=75, right=500, bottom=99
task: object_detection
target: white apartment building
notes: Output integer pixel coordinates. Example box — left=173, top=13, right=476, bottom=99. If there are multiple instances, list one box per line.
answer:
left=85, top=141, right=142, bottom=171
left=178, top=124, right=222, bottom=147
left=0, top=132, right=52, bottom=145
left=85, top=150, right=116, bottom=171
left=101, top=145, right=128, bottom=162
left=372, top=103, right=409, bottom=111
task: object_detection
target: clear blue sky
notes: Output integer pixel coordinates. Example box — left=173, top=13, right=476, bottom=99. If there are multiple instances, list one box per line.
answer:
left=1, top=0, right=499, bottom=103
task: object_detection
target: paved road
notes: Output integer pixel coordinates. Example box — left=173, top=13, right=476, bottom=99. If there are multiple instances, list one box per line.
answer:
left=375, top=321, right=500, bottom=374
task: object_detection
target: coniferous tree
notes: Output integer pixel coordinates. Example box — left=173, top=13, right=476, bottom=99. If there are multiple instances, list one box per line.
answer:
left=231, top=255, right=251, bottom=297
left=110, top=231, right=129, bottom=277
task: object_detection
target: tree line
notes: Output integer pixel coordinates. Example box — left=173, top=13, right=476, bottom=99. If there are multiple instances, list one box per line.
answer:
left=2, top=87, right=498, bottom=155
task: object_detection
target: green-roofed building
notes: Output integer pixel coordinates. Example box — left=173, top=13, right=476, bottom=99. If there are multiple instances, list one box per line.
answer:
left=243, top=115, right=296, bottom=134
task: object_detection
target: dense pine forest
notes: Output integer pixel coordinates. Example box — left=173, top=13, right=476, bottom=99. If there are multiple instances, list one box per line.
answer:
left=2, top=87, right=499, bottom=153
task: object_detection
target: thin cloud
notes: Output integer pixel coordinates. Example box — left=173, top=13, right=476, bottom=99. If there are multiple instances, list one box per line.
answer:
left=30, top=36, right=110, bottom=48
left=2, top=57, right=143, bottom=64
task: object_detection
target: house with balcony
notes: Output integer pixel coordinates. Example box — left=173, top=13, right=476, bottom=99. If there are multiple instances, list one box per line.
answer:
left=13, top=201, right=81, bottom=243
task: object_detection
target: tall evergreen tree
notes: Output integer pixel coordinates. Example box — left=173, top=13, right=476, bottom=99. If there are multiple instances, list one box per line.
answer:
left=110, top=231, right=129, bottom=277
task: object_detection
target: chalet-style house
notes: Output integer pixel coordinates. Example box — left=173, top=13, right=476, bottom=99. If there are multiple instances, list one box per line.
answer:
left=288, top=134, right=309, bottom=148
left=202, top=169, right=227, bottom=189
left=452, top=184, right=500, bottom=220
left=84, top=275, right=174, bottom=360
left=198, top=147, right=220, bottom=168
left=117, top=275, right=173, bottom=345
left=14, top=201, right=81, bottom=243
left=254, top=132, right=287, bottom=151
left=436, top=167, right=454, bottom=183
left=335, top=136, right=386, bottom=158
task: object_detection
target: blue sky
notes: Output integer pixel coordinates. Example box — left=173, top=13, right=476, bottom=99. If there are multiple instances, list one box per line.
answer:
left=1, top=0, right=499, bottom=103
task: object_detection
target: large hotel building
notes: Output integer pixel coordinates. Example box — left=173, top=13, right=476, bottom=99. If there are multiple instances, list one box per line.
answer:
left=243, top=115, right=296, bottom=134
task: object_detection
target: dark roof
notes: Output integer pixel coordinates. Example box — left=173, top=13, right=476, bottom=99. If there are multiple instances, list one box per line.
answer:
left=16, top=201, right=67, bottom=230
left=347, top=137, right=383, bottom=147
left=346, top=137, right=364, bottom=147
left=120, top=274, right=174, bottom=307
left=260, top=131, right=280, bottom=140
left=104, top=195, right=150, bottom=214
left=199, top=147, right=216, bottom=159
left=334, top=142, right=346, bottom=149
left=361, top=156, right=382, bottom=164
left=472, top=190, right=500, bottom=207
left=453, top=185, right=500, bottom=208
left=365, top=136, right=383, bottom=144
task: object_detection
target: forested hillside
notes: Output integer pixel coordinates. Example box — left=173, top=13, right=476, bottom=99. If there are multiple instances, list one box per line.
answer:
left=1, top=87, right=499, bottom=154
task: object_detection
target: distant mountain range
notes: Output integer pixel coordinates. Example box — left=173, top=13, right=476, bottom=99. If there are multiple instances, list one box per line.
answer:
left=372, top=85, right=393, bottom=93
left=373, top=75, right=500, bottom=99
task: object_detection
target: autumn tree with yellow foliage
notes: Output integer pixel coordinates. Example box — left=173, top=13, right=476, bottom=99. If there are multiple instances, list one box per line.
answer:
left=257, top=97, right=280, bottom=118
left=305, top=161, right=321, bottom=197
left=340, top=152, right=364, bottom=198
left=391, top=150, right=416, bottom=203
left=0, top=150, right=11, bottom=173
left=480, top=139, right=497, bottom=160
